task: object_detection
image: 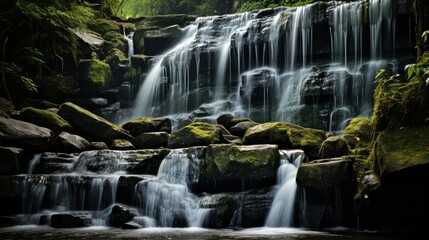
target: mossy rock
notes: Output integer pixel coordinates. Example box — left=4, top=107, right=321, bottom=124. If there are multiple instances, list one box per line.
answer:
left=344, top=117, right=371, bottom=144
left=121, top=117, right=171, bottom=137
left=103, top=31, right=128, bottom=55
left=78, top=59, right=115, bottom=96
left=318, top=136, right=350, bottom=159
left=243, top=122, right=326, bottom=159
left=373, top=126, right=429, bottom=178
left=201, top=144, right=279, bottom=193
left=20, top=107, right=72, bottom=134
left=111, top=139, right=135, bottom=150
left=296, top=159, right=354, bottom=188
left=167, top=122, right=224, bottom=149
left=133, top=132, right=169, bottom=149
left=371, top=76, right=427, bottom=133
left=57, top=102, right=132, bottom=144
left=89, top=19, right=121, bottom=35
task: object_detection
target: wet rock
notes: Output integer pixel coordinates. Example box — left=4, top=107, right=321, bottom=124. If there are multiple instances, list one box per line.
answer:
left=108, top=204, right=136, bottom=228
left=111, top=139, right=135, bottom=150
left=200, top=144, right=279, bottom=193
left=318, top=136, right=350, bottom=158
left=199, top=193, right=238, bottom=228
left=85, top=98, right=109, bottom=109
left=217, top=114, right=253, bottom=132
left=50, top=213, right=92, bottom=228
left=89, top=142, right=109, bottom=150
left=0, top=176, right=22, bottom=215
left=122, top=117, right=172, bottom=136
left=19, top=107, right=73, bottom=135
left=230, top=121, right=260, bottom=137
left=168, top=122, right=225, bottom=149
left=40, top=152, right=79, bottom=174
left=58, top=102, right=133, bottom=144
left=297, top=158, right=353, bottom=188
left=52, top=132, right=91, bottom=153
left=241, top=188, right=275, bottom=228
left=116, top=175, right=155, bottom=205
left=0, top=117, right=53, bottom=151
left=144, top=25, right=183, bottom=55
left=133, top=132, right=169, bottom=149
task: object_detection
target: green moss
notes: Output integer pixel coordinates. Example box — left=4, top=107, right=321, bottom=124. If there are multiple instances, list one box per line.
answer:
left=371, top=76, right=427, bottom=134
left=57, top=102, right=132, bottom=143
left=296, top=159, right=354, bottom=188
left=121, top=117, right=170, bottom=137
left=168, top=122, right=223, bottom=148
left=89, top=19, right=120, bottom=35
left=318, top=136, right=350, bottom=159
left=373, top=126, right=429, bottom=177
left=20, top=107, right=72, bottom=134
left=78, top=58, right=114, bottom=95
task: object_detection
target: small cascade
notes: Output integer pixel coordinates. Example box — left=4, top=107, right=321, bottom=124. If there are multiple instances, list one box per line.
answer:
left=133, top=148, right=207, bottom=227
left=265, top=150, right=306, bottom=227
left=18, top=151, right=126, bottom=226
left=123, top=29, right=135, bottom=58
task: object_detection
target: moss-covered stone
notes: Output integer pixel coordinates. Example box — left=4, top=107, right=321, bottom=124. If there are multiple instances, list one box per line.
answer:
left=318, top=136, right=350, bottom=159
left=168, top=122, right=224, bottom=149
left=20, top=107, right=72, bottom=134
left=89, top=19, right=121, bottom=35
left=78, top=58, right=114, bottom=96
left=296, top=159, right=354, bottom=188
left=371, top=76, right=427, bottom=134
left=111, top=139, right=135, bottom=150
left=201, top=144, right=279, bottom=193
left=243, top=122, right=326, bottom=159
left=103, top=31, right=128, bottom=55
left=121, top=117, right=171, bottom=137
left=373, top=126, right=429, bottom=178
left=57, top=102, right=132, bottom=144
left=344, top=117, right=371, bottom=145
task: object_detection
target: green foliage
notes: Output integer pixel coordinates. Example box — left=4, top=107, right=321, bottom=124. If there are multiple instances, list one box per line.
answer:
left=0, top=0, right=95, bottom=104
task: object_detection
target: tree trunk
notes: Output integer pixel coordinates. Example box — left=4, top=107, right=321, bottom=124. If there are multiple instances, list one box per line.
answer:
left=414, top=0, right=429, bottom=59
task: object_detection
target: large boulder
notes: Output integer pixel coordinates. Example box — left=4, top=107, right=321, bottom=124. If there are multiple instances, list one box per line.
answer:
left=344, top=117, right=371, bottom=143
left=229, top=121, right=260, bottom=137
left=0, top=147, right=23, bottom=175
left=116, top=175, right=155, bottom=205
left=200, top=144, right=279, bottom=193
left=108, top=204, right=136, bottom=228
left=122, top=117, right=171, bottom=136
left=241, top=188, right=276, bottom=228
left=111, top=139, right=135, bottom=150
left=168, top=122, right=224, bottom=149
left=52, top=132, right=90, bottom=153
left=103, top=31, right=128, bottom=55
left=374, top=126, right=429, bottom=178
left=71, top=29, right=105, bottom=58
left=0, top=117, right=53, bottom=151
left=20, top=107, right=72, bottom=134
left=243, top=122, right=326, bottom=159
left=296, top=159, right=355, bottom=228
left=57, top=102, right=132, bottom=144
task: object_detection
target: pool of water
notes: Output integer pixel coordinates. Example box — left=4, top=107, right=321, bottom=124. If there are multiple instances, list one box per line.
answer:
left=0, top=226, right=410, bottom=240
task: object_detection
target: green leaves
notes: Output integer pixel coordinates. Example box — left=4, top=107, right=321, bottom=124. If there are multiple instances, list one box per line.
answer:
left=423, top=30, right=429, bottom=43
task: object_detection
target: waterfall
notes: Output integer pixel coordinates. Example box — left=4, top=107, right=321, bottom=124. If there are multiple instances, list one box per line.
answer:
left=123, top=29, right=135, bottom=58
left=265, top=150, right=306, bottom=227
left=133, top=148, right=207, bottom=227
left=128, top=0, right=404, bottom=131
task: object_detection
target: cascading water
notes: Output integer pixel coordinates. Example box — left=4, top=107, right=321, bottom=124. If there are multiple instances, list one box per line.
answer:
left=133, top=148, right=208, bottom=227
left=128, top=0, right=407, bottom=132
left=265, top=150, right=306, bottom=227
